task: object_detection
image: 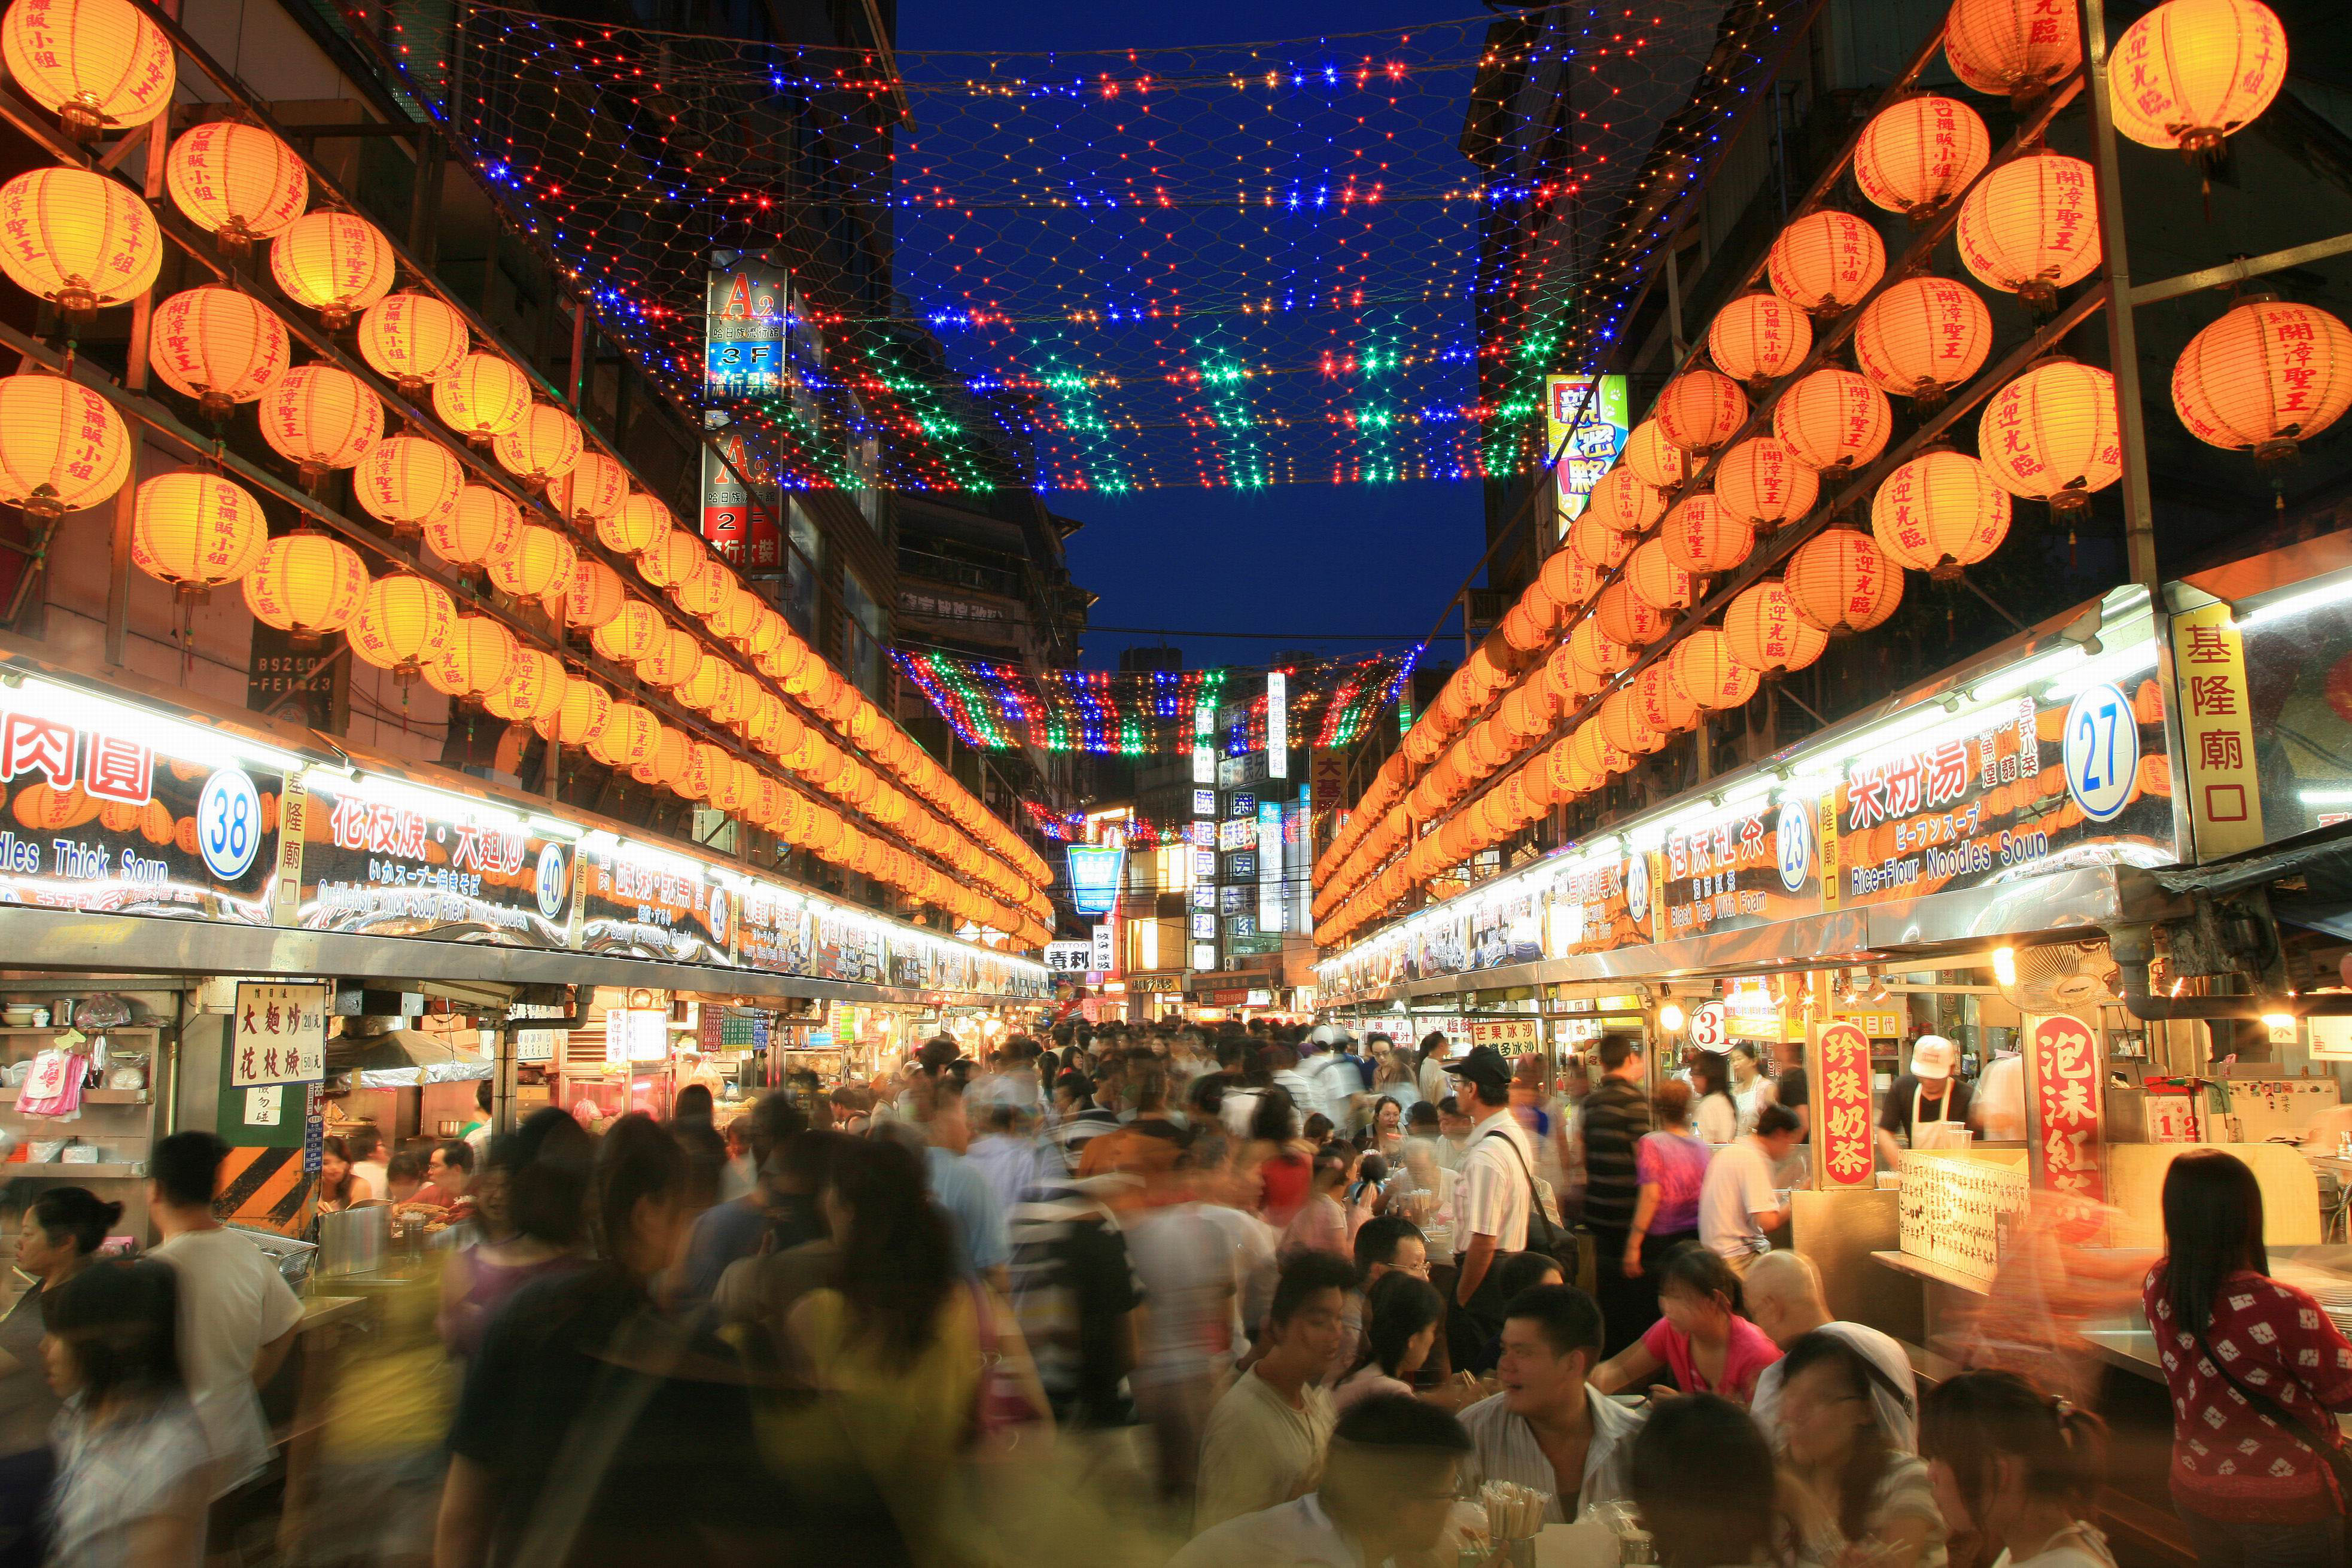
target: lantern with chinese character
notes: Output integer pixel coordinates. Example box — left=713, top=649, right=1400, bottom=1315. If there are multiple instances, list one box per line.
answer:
left=0, top=167, right=161, bottom=320
left=1596, top=686, right=1660, bottom=758
left=1661, top=492, right=1755, bottom=575
left=673, top=741, right=721, bottom=802
left=1, top=0, right=173, bottom=138
left=1945, top=0, right=2083, bottom=101
left=1871, top=449, right=2012, bottom=580
left=131, top=470, right=264, bottom=598
left=1773, top=368, right=1893, bottom=471
left=347, top=571, right=455, bottom=681
left=1596, top=581, right=1669, bottom=648
left=423, top=613, right=517, bottom=702
left=0, top=371, right=130, bottom=517
left=640, top=528, right=708, bottom=590
left=486, top=524, right=576, bottom=602
left=163, top=120, right=306, bottom=254
left=637, top=626, right=702, bottom=690
left=1726, top=579, right=1830, bottom=671
left=2171, top=298, right=2352, bottom=470
left=1655, top=369, right=1749, bottom=456
left=268, top=211, right=395, bottom=329
left=590, top=596, right=662, bottom=665
left=558, top=450, right=627, bottom=532
left=1586, top=464, right=1666, bottom=535
left=1767, top=210, right=1886, bottom=316
left=674, top=558, right=736, bottom=618
left=2110, top=0, right=2286, bottom=160
left=537, top=676, right=610, bottom=747
left=1979, top=359, right=2123, bottom=518
left=1574, top=720, right=1629, bottom=784
left=356, top=293, right=469, bottom=397
left=258, top=363, right=381, bottom=484
left=1852, top=276, right=1992, bottom=404
left=1707, top=292, right=1814, bottom=390
left=1541, top=642, right=1583, bottom=705
left=1785, top=527, right=1904, bottom=634
left=242, top=531, right=365, bottom=645
left=1568, top=619, right=1633, bottom=680
left=1541, top=545, right=1602, bottom=610
left=148, top=287, right=288, bottom=418
left=599, top=491, right=672, bottom=558
left=1569, top=513, right=1633, bottom=574
left=1671, top=628, right=1762, bottom=711
left=1621, top=419, right=1686, bottom=491
left=1712, top=436, right=1819, bottom=532
left=490, top=401, right=582, bottom=491
left=422, top=484, right=522, bottom=574
left=351, top=434, right=463, bottom=537
left=1854, top=95, right=1991, bottom=217
left=432, top=353, right=532, bottom=445
left=1626, top=537, right=1697, bottom=613
left=1635, top=662, right=1697, bottom=736
left=484, top=646, right=563, bottom=727
left=563, top=558, right=626, bottom=630
left=588, top=702, right=658, bottom=769
left=1955, top=154, right=2101, bottom=312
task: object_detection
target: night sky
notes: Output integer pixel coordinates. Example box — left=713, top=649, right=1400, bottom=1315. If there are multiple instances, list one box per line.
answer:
left=893, top=0, right=1491, bottom=672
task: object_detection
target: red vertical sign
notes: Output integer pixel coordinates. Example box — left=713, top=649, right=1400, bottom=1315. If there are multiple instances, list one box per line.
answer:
left=2028, top=1014, right=2105, bottom=1203
left=1815, top=1021, right=1875, bottom=1188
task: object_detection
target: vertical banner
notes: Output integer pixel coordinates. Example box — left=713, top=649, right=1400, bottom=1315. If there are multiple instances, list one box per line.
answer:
left=2025, top=1013, right=2107, bottom=1205
left=1542, top=373, right=1630, bottom=530
left=1090, top=920, right=1116, bottom=975
left=702, top=427, right=781, bottom=571
left=2170, top=602, right=2263, bottom=861
left=1267, top=669, right=1288, bottom=779
left=1256, top=798, right=1283, bottom=932
left=702, top=257, right=787, bottom=398
left=1809, top=1020, right=1875, bottom=1189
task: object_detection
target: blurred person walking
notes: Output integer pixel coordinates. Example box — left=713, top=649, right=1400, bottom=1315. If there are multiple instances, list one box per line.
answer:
left=1579, top=1034, right=1655, bottom=1356
left=1005, top=1164, right=1145, bottom=1432
left=0, top=1188, right=114, bottom=1566
left=1744, top=1252, right=1916, bottom=1453
left=1443, top=1047, right=1534, bottom=1375
left=1699, top=1107, right=1801, bottom=1275
left=1920, top=1371, right=2111, bottom=1568
left=1626, top=1083, right=1711, bottom=1283
left=670, top=1094, right=805, bottom=1310
left=1629, top=1393, right=1792, bottom=1568
left=437, top=1111, right=594, bottom=1360
left=1193, top=1252, right=1353, bottom=1534
left=1127, top=1143, right=1238, bottom=1503
left=1773, top=1332, right=1947, bottom=1568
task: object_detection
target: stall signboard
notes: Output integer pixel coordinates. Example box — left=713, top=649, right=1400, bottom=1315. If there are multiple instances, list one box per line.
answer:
left=1814, top=1021, right=1876, bottom=1188
left=1468, top=884, right=1545, bottom=970
left=1401, top=910, right=1466, bottom=981
left=2025, top=1013, right=2105, bottom=1204
left=1067, top=845, right=1125, bottom=917
left=229, top=982, right=327, bottom=1086
left=1132, top=973, right=1183, bottom=993
left=1685, top=1003, right=1728, bottom=1050
left=607, top=1008, right=671, bottom=1065
left=1044, top=940, right=1092, bottom=973
left=735, top=886, right=817, bottom=976
left=2170, top=602, right=2264, bottom=860
left=814, top=909, right=884, bottom=984
left=1551, top=850, right=1653, bottom=957
left=294, top=777, right=573, bottom=945
left=885, top=936, right=930, bottom=989
left=704, top=255, right=788, bottom=399
left=1658, top=799, right=1820, bottom=942
left=1468, top=1018, right=1539, bottom=1051
left=574, top=841, right=732, bottom=966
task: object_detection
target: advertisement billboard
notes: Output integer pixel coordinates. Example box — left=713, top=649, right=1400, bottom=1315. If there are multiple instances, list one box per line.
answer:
left=1067, top=844, right=1125, bottom=917
left=1544, top=373, right=1630, bottom=529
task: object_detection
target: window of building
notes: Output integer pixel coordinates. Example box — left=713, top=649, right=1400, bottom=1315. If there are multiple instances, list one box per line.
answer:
left=843, top=570, right=887, bottom=702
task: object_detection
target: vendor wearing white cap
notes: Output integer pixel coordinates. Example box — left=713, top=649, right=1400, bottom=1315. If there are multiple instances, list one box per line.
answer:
left=1874, top=1036, right=1972, bottom=1169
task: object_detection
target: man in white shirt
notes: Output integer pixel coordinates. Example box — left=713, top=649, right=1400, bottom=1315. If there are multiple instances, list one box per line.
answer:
left=1697, top=1105, right=1802, bottom=1272
left=1744, top=1250, right=1918, bottom=1451
left=1194, top=1251, right=1354, bottom=1534
left=147, top=1132, right=305, bottom=1506
left=1444, top=1046, right=1533, bottom=1374
left=1458, top=1284, right=1645, bottom=1523
left=1174, top=1393, right=1473, bottom=1568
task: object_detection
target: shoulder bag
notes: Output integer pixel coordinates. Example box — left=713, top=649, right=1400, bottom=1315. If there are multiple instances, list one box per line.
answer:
left=1480, top=1128, right=1568, bottom=1260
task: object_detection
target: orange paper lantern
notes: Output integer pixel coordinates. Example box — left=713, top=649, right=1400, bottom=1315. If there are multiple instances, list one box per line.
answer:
left=258, top=363, right=381, bottom=483
left=1712, top=436, right=1819, bottom=531
left=599, top=492, right=673, bottom=558
left=1654, top=369, right=1749, bottom=455
left=1726, top=579, right=1830, bottom=672
left=242, top=531, right=366, bottom=641
left=131, top=470, right=265, bottom=595
left=1568, top=620, right=1633, bottom=680
left=2110, top=0, right=2287, bottom=157
left=1, top=0, right=174, bottom=136
left=1773, top=369, right=1893, bottom=471
left=1621, top=419, right=1685, bottom=490
left=540, top=677, right=611, bottom=747
left=641, top=529, right=708, bottom=590
left=1584, top=464, right=1666, bottom=535
left=1540, top=546, right=1602, bottom=609
left=1625, top=537, right=1696, bottom=613
left=1955, top=154, right=2101, bottom=309
left=563, top=558, right=626, bottom=629
left=1571, top=513, right=1634, bottom=572
left=2171, top=299, right=2352, bottom=464
left=1767, top=210, right=1885, bottom=316
left=1671, top=629, right=1762, bottom=711
left=674, top=559, right=735, bottom=617
left=1852, top=276, right=1993, bottom=401
left=1872, top=449, right=2013, bottom=580
left=1980, top=359, right=2123, bottom=516
left=351, top=434, right=464, bottom=535
left=637, top=626, right=703, bottom=690
left=1595, top=581, right=1669, bottom=648
left=1660, top=492, right=1755, bottom=575
left=1599, top=688, right=1664, bottom=757
left=0, top=372, right=130, bottom=517
left=590, top=598, right=664, bottom=665
left=1785, top=528, right=1904, bottom=634
left=1854, top=95, right=1991, bottom=215
left=423, top=613, right=518, bottom=701
left=269, top=211, right=395, bottom=328
left=0, top=167, right=162, bottom=318
left=164, top=121, right=306, bottom=249
left=487, top=524, right=576, bottom=601
left=1633, top=662, right=1697, bottom=737
left=485, top=647, right=564, bottom=726
left=559, top=450, right=628, bottom=530
left=347, top=572, right=457, bottom=678
left=148, top=286, right=289, bottom=416
left=588, top=702, right=658, bottom=769
left=491, top=402, right=583, bottom=489
left=423, top=484, right=524, bottom=571
left=432, top=353, right=533, bottom=443
left=1707, top=292, right=1813, bottom=388
left=1945, top=0, right=2083, bottom=99
left=357, top=292, right=470, bottom=395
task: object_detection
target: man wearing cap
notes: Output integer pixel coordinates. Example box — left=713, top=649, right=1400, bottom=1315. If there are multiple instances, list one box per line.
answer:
left=1875, top=1035, right=1972, bottom=1169
left=1443, top=1044, right=1535, bottom=1374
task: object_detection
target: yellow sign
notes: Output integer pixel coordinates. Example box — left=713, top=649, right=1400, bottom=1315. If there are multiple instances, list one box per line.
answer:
left=2171, top=601, right=2263, bottom=860
left=1817, top=793, right=1842, bottom=911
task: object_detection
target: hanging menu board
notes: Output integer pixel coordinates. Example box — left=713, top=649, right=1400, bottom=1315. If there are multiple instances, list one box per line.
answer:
left=1657, top=797, right=1822, bottom=942
left=574, top=842, right=734, bottom=966
left=1466, top=884, right=1544, bottom=970
left=814, top=908, right=885, bottom=984
left=293, top=777, right=573, bottom=945
left=734, top=885, right=816, bottom=975
left=1556, top=851, right=1653, bottom=956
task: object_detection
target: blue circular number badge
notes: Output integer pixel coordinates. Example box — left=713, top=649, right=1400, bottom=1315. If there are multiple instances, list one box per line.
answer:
left=2062, top=683, right=2140, bottom=823
left=534, top=843, right=569, bottom=920
left=1776, top=799, right=1815, bottom=891
left=1624, top=852, right=1650, bottom=925
left=196, top=767, right=262, bottom=881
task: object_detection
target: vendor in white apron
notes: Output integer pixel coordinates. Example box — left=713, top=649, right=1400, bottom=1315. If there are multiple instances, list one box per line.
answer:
left=1875, top=1035, right=1973, bottom=1169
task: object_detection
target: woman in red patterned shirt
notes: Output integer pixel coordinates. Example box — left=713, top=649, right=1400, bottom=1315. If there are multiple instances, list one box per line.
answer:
left=2144, top=1149, right=2352, bottom=1568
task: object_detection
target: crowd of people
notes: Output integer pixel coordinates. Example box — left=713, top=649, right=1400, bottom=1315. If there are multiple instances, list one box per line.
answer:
left=0, top=1019, right=2335, bottom=1567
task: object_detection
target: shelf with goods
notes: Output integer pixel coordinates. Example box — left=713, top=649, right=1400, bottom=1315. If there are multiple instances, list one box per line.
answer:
left=0, top=1024, right=163, bottom=1245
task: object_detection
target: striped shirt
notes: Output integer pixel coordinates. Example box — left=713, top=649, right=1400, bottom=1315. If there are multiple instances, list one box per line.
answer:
left=1458, top=1386, right=1647, bottom=1523
left=1579, top=1077, right=1652, bottom=1232
left=1050, top=1106, right=1121, bottom=1173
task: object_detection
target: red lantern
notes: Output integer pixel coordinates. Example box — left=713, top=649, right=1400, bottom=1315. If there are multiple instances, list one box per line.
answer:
left=1625, top=538, right=1696, bottom=613
left=1785, top=528, right=1904, bottom=634
left=1600, top=688, right=1665, bottom=757
left=1712, top=436, right=1819, bottom=532
left=1585, top=464, right=1665, bottom=535
left=2110, top=0, right=2287, bottom=159
left=1570, top=513, right=1634, bottom=572
left=1634, top=663, right=1697, bottom=738
left=1671, top=629, right=1762, bottom=711
left=1945, top=0, right=2083, bottom=100
left=1595, top=581, right=1669, bottom=648
left=1706, top=293, right=1812, bottom=389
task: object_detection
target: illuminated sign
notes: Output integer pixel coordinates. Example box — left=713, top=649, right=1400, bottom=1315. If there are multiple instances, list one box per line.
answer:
left=1257, top=798, right=1284, bottom=931
left=1217, top=818, right=1254, bottom=852
left=1067, top=844, right=1125, bottom=917
left=1045, top=940, right=1092, bottom=972
left=574, top=836, right=731, bottom=967
left=701, top=424, right=780, bottom=570
left=1268, top=670, right=1289, bottom=778
left=297, top=774, right=571, bottom=947
left=1192, top=788, right=1216, bottom=817
left=1190, top=912, right=1217, bottom=940
left=1544, top=373, right=1631, bottom=528
left=703, top=257, right=787, bottom=398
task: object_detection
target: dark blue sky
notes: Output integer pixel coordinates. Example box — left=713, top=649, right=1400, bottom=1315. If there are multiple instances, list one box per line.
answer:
left=894, top=0, right=1491, bottom=671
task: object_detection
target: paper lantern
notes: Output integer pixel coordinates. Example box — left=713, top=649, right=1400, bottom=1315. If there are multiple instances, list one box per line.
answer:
left=1945, top=0, right=2083, bottom=99
left=1568, top=620, right=1633, bottom=680
left=537, top=677, right=611, bottom=748
left=637, top=626, right=702, bottom=690
left=2171, top=299, right=2352, bottom=466
left=1539, top=546, right=1602, bottom=609
left=164, top=121, right=306, bottom=251
left=588, top=703, right=658, bottom=769
left=490, top=402, right=583, bottom=489
left=1655, top=370, right=1749, bottom=455
left=432, top=354, right=532, bottom=444
left=591, top=598, right=663, bottom=665
left=131, top=471, right=264, bottom=596
left=1774, top=369, right=1893, bottom=471
left=1872, top=449, right=2012, bottom=580
left=1854, top=96, right=1991, bottom=216
left=631, top=724, right=690, bottom=787
left=1671, top=629, right=1762, bottom=712
left=674, top=559, right=735, bottom=617
left=1786, top=528, right=1904, bottom=634
left=0, top=168, right=161, bottom=319
left=1851, top=277, right=1993, bottom=409
left=486, top=525, right=576, bottom=602
left=1660, top=492, right=1755, bottom=575
left=423, top=613, right=518, bottom=702
left=269, top=211, right=395, bottom=328
left=640, top=528, right=708, bottom=590
left=1595, top=581, right=1669, bottom=648
left=357, top=293, right=470, bottom=395
left=148, top=287, right=288, bottom=417
left=1601, top=688, right=1665, bottom=757
left=1, top=0, right=172, bottom=136
left=1707, top=293, right=1814, bottom=389
left=423, top=484, right=523, bottom=571
left=599, top=492, right=673, bottom=558
left=351, top=434, right=463, bottom=536
left=1625, top=537, right=1696, bottom=613
left=1767, top=211, right=1885, bottom=316
left=1726, top=580, right=1830, bottom=672
left=1570, top=512, right=1634, bottom=572
left=1573, top=720, right=1629, bottom=784
left=558, top=450, right=627, bottom=531
left=347, top=572, right=456, bottom=680
left=1541, top=643, right=1583, bottom=705
left=258, top=364, right=381, bottom=483
left=1980, top=360, right=2122, bottom=516
left=1585, top=464, right=1665, bottom=535
left=1621, top=419, right=1685, bottom=489
left=0, top=372, right=130, bottom=517
left=483, top=647, right=562, bottom=726
left=1712, top=436, right=1818, bottom=531
left=2110, top=0, right=2286, bottom=159
left=242, top=531, right=365, bottom=643
left=1955, top=154, right=2101, bottom=310
left=563, top=559, right=626, bottom=629
left=673, top=741, right=721, bottom=802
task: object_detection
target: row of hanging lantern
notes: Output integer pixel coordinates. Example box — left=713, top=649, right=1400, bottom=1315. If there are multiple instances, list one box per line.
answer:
left=0, top=0, right=1049, bottom=941
left=1318, top=0, right=2323, bottom=946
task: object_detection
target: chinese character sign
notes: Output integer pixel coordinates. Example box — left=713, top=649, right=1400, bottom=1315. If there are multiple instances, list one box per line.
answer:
left=1468, top=1018, right=1539, bottom=1051
left=230, top=982, right=328, bottom=1086
left=1814, top=1022, right=1875, bottom=1188
left=2170, top=602, right=2264, bottom=861
left=2027, top=1013, right=2106, bottom=1204
left=1544, top=374, right=1630, bottom=528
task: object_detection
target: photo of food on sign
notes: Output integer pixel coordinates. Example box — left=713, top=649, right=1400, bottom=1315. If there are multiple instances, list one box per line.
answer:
left=0, top=709, right=279, bottom=923
left=576, top=841, right=732, bottom=966
left=296, top=777, right=573, bottom=946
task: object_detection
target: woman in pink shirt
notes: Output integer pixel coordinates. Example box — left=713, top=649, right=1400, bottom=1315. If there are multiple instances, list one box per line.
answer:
left=1592, top=1244, right=1781, bottom=1405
